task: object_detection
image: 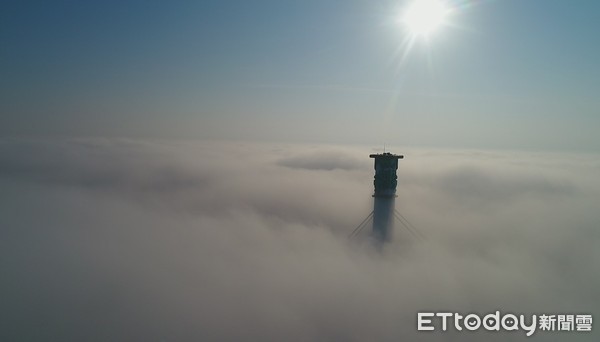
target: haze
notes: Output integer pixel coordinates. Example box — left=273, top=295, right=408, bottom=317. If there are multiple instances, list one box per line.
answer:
left=1, top=1, right=599, bottom=341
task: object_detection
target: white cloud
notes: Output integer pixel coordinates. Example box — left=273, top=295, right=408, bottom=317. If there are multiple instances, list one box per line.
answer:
left=0, top=139, right=598, bottom=341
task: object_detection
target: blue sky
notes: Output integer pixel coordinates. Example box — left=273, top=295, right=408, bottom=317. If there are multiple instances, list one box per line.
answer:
left=1, top=0, right=599, bottom=150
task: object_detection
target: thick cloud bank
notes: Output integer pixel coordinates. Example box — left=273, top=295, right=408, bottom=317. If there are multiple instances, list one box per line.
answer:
left=1, top=139, right=598, bottom=341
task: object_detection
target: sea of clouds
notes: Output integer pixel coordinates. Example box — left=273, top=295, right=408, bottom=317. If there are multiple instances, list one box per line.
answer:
left=1, top=138, right=598, bottom=341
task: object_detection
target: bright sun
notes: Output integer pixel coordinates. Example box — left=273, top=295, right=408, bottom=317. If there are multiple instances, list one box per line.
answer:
left=402, top=0, right=449, bottom=37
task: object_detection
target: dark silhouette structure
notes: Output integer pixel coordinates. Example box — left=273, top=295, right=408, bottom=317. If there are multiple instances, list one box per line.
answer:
left=370, top=152, right=403, bottom=242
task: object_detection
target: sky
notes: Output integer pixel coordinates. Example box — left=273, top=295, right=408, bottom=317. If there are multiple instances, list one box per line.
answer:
left=1, top=1, right=600, bottom=341
left=1, top=0, right=600, bottom=150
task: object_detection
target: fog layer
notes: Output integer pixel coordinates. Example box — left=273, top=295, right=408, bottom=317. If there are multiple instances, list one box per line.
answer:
left=1, top=139, right=598, bottom=341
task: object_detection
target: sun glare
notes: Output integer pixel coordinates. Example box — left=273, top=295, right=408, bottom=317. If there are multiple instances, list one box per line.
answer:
left=402, top=0, right=449, bottom=37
